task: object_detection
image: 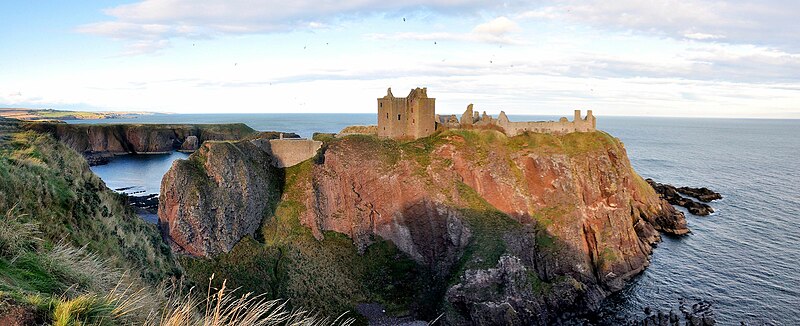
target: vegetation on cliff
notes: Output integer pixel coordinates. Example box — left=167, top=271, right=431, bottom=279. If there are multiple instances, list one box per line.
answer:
left=0, top=118, right=176, bottom=323
left=165, top=128, right=687, bottom=325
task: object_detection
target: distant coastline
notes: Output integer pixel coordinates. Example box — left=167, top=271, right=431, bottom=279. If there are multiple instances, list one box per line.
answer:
left=0, top=107, right=160, bottom=122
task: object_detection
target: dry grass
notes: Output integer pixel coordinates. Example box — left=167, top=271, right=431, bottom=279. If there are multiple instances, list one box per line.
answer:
left=0, top=206, right=41, bottom=258
left=44, top=243, right=123, bottom=293
left=147, top=275, right=355, bottom=326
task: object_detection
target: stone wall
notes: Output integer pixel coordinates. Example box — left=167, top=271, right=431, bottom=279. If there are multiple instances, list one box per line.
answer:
left=466, top=106, right=596, bottom=136
left=252, top=136, right=322, bottom=168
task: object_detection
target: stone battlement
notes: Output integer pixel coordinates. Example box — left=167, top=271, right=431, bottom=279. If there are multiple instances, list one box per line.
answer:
left=378, top=87, right=597, bottom=139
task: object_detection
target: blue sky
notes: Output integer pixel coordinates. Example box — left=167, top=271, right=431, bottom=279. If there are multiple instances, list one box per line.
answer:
left=1, top=1, right=799, bottom=118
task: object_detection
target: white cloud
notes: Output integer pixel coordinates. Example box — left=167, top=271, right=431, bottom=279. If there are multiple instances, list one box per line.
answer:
left=368, top=16, right=523, bottom=45
left=78, top=0, right=509, bottom=52
left=684, top=32, right=725, bottom=40
left=518, top=0, right=800, bottom=50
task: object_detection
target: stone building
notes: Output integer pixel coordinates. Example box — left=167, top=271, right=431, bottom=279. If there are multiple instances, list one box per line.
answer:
left=377, top=87, right=436, bottom=139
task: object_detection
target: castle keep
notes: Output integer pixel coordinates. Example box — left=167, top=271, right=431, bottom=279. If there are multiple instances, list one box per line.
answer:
left=377, top=87, right=436, bottom=139
left=377, top=87, right=596, bottom=139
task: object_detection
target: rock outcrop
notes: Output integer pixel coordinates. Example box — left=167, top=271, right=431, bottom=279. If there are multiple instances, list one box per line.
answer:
left=180, top=135, right=199, bottom=152
left=677, top=186, right=722, bottom=203
left=159, top=139, right=283, bottom=256
left=646, top=179, right=718, bottom=216
left=23, top=122, right=258, bottom=164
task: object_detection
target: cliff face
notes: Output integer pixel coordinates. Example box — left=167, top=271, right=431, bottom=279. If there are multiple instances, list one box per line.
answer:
left=23, top=122, right=257, bottom=155
left=301, top=131, right=686, bottom=323
left=160, top=130, right=687, bottom=324
left=159, top=140, right=282, bottom=256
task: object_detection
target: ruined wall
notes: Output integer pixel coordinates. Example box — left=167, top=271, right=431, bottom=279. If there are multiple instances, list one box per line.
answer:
left=470, top=109, right=596, bottom=136
left=251, top=137, right=322, bottom=168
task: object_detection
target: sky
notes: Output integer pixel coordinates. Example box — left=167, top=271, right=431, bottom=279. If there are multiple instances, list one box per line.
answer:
left=1, top=1, right=799, bottom=118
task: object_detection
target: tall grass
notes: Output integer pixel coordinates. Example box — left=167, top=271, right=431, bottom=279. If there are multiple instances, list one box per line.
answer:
left=44, top=243, right=122, bottom=293
left=148, top=275, right=355, bottom=326
left=0, top=206, right=41, bottom=258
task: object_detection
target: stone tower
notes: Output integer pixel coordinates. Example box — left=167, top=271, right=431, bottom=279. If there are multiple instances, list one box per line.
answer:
left=377, top=87, right=436, bottom=139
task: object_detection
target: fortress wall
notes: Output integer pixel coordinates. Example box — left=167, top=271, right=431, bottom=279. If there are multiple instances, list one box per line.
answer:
left=494, top=110, right=596, bottom=136
left=252, top=138, right=322, bottom=168
left=500, top=121, right=576, bottom=136
left=268, top=139, right=322, bottom=168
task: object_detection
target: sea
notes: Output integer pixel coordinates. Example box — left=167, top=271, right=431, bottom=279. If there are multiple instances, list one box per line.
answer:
left=78, top=114, right=800, bottom=325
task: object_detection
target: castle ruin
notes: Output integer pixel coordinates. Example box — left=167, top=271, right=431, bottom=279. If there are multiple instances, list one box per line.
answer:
left=377, top=87, right=436, bottom=139
left=377, top=87, right=596, bottom=139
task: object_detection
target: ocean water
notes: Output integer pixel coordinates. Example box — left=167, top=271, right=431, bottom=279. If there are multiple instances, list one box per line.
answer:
left=90, top=151, right=189, bottom=195
left=78, top=115, right=800, bottom=325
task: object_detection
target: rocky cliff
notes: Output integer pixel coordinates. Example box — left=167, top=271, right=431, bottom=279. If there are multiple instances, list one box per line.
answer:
left=160, top=129, right=687, bottom=324
left=159, top=139, right=283, bottom=256
left=23, top=122, right=259, bottom=158
left=301, top=130, right=686, bottom=324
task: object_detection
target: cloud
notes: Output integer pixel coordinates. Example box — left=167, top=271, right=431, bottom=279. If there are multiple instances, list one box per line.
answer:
left=518, top=0, right=800, bottom=50
left=471, top=16, right=522, bottom=43
left=368, top=16, right=523, bottom=44
left=684, top=32, right=725, bottom=40
left=79, top=0, right=510, bottom=52
left=122, top=39, right=172, bottom=56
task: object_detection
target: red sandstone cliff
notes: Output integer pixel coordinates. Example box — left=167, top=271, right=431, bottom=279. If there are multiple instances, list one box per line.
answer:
left=158, top=130, right=687, bottom=324
left=300, top=131, right=686, bottom=323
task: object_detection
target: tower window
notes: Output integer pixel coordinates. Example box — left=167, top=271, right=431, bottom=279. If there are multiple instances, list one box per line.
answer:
left=413, top=118, right=415, bottom=124
left=398, top=114, right=401, bottom=120
left=380, top=103, right=382, bottom=108
left=386, top=113, right=388, bottom=119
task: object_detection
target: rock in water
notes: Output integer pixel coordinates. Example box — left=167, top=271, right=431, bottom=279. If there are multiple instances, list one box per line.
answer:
left=646, top=179, right=716, bottom=216
left=677, top=186, right=722, bottom=202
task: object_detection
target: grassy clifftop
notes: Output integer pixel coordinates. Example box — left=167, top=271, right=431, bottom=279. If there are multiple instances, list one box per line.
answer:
left=0, top=131, right=178, bottom=280
left=0, top=125, right=180, bottom=323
